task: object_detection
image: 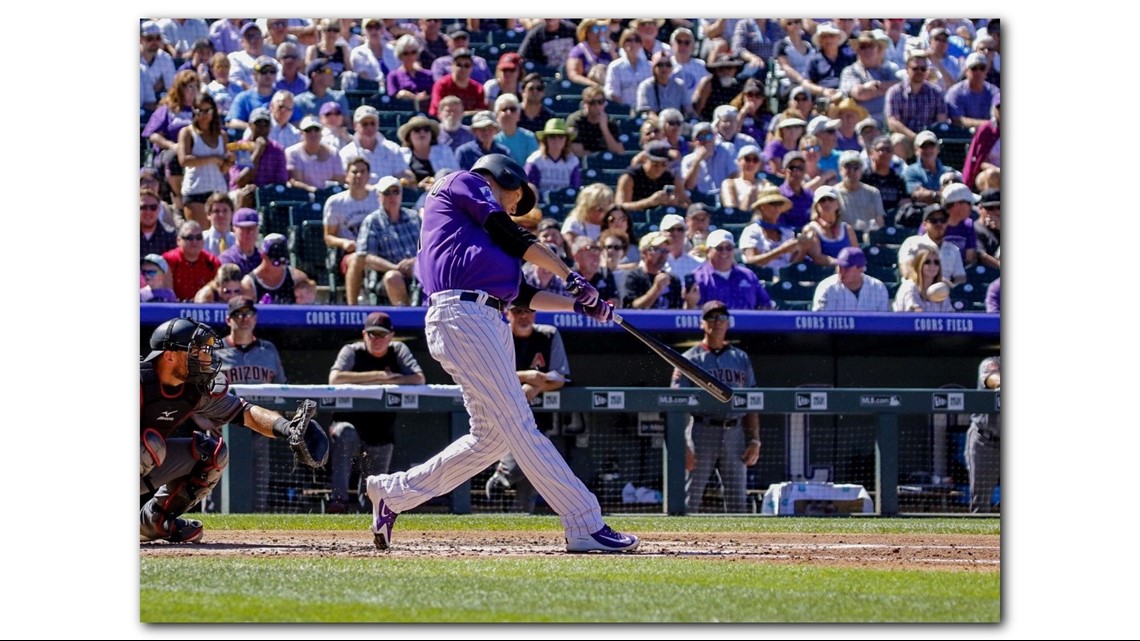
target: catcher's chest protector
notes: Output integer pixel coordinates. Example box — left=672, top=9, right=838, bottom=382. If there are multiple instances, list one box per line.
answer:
left=140, top=363, right=204, bottom=439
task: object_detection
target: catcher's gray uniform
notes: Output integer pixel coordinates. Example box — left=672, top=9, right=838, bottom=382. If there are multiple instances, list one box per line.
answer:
left=966, top=356, right=1001, bottom=513
left=672, top=343, right=756, bottom=513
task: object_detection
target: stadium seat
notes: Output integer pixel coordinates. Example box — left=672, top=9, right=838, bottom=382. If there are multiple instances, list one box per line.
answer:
left=952, top=281, right=988, bottom=305
left=313, top=185, right=345, bottom=206
left=261, top=201, right=305, bottom=237
left=967, top=264, right=999, bottom=285
left=546, top=78, right=580, bottom=99
left=605, top=100, right=633, bottom=116
left=521, top=61, right=559, bottom=79
left=256, top=184, right=312, bottom=209
left=778, top=262, right=833, bottom=285
left=867, top=226, right=912, bottom=247
left=585, top=150, right=636, bottom=171
left=371, top=95, right=417, bottom=113
left=548, top=95, right=584, bottom=114
left=767, top=280, right=816, bottom=305
left=290, top=220, right=330, bottom=286
left=865, top=264, right=897, bottom=284
left=862, top=243, right=898, bottom=267
left=487, top=30, right=522, bottom=46
left=545, top=187, right=579, bottom=208
left=689, top=191, right=720, bottom=208
left=712, top=207, right=752, bottom=225
left=743, top=263, right=774, bottom=283
left=290, top=201, right=325, bottom=225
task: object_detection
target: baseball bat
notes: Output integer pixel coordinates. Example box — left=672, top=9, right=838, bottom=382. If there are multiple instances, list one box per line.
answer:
left=612, top=312, right=734, bottom=403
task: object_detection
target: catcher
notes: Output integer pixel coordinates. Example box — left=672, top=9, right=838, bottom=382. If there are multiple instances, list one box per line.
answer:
left=140, top=317, right=328, bottom=543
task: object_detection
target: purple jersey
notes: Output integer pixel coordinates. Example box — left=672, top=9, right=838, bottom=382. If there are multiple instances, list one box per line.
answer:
left=416, top=171, right=523, bottom=301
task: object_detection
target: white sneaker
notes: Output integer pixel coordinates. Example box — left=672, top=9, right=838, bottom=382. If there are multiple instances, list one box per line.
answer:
left=565, top=524, right=640, bottom=553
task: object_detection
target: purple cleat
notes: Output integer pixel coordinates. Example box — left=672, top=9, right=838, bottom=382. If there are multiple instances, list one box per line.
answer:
left=366, top=477, right=398, bottom=550
left=565, top=524, right=640, bottom=553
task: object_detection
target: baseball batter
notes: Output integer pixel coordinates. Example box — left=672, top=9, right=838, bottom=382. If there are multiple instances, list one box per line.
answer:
left=364, top=153, right=639, bottom=552
left=672, top=301, right=761, bottom=513
left=966, top=356, right=1001, bottom=513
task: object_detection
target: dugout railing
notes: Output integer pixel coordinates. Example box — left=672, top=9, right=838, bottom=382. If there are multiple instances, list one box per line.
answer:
left=222, top=385, right=999, bottom=516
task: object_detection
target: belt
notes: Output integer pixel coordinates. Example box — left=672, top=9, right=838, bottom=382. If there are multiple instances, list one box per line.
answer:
left=459, top=291, right=508, bottom=313
left=694, top=416, right=741, bottom=428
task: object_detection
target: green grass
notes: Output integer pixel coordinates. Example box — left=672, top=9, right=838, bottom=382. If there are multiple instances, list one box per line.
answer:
left=140, top=515, right=999, bottom=623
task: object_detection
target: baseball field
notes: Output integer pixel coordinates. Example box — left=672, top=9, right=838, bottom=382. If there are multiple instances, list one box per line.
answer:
left=140, top=514, right=1000, bottom=623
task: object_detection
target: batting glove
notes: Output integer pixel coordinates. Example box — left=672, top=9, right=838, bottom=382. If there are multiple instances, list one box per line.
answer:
left=565, top=271, right=600, bottom=307
left=574, top=300, right=614, bottom=323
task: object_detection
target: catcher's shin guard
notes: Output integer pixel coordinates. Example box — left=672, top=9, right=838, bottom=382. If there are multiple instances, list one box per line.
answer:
left=140, top=434, right=229, bottom=543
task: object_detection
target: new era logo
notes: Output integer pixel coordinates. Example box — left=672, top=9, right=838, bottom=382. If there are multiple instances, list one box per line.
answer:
left=731, top=394, right=747, bottom=409
left=795, top=392, right=828, bottom=410
left=932, top=393, right=964, bottom=411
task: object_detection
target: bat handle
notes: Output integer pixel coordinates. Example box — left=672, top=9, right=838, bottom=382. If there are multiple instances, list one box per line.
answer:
left=612, top=312, right=625, bottom=324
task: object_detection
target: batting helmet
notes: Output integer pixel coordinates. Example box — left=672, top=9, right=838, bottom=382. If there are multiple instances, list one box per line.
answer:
left=143, top=318, right=222, bottom=387
left=471, top=153, right=536, bottom=215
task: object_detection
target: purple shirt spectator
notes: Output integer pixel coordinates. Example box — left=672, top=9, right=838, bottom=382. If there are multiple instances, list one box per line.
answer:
left=921, top=217, right=977, bottom=264
left=386, top=67, right=434, bottom=98
left=228, top=139, right=288, bottom=189
left=416, top=170, right=522, bottom=301
left=142, top=105, right=193, bottom=156
left=944, top=80, right=1000, bottom=122
left=985, top=277, right=1000, bottom=313
left=567, top=42, right=614, bottom=74
left=692, top=262, right=773, bottom=310
left=219, top=245, right=262, bottom=277
left=885, top=81, right=947, bottom=133
left=777, top=183, right=814, bottom=230
left=762, top=139, right=792, bottom=168
left=209, top=20, right=245, bottom=55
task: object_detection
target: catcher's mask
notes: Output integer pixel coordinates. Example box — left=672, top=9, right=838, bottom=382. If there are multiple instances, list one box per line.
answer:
left=144, top=318, right=221, bottom=388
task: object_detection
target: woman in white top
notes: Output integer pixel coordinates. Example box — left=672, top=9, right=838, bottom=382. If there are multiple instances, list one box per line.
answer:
left=560, top=182, right=613, bottom=246
left=721, top=144, right=769, bottom=211
left=177, top=92, right=231, bottom=228
left=739, top=186, right=804, bottom=270
left=397, top=115, right=459, bottom=188
left=893, top=246, right=956, bottom=313
left=525, top=118, right=581, bottom=201
left=773, top=19, right=815, bottom=87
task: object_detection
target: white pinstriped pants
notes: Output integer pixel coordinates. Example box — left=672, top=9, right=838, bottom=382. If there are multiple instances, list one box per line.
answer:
left=368, top=290, right=604, bottom=538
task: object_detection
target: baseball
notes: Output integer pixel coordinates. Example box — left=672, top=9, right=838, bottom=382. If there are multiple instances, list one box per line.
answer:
left=926, top=282, right=950, bottom=302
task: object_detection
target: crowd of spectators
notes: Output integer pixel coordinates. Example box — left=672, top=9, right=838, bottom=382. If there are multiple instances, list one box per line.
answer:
left=142, top=17, right=999, bottom=313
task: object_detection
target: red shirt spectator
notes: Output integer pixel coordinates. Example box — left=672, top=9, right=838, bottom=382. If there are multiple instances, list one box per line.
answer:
left=163, top=221, right=222, bottom=300
left=428, top=50, right=485, bottom=117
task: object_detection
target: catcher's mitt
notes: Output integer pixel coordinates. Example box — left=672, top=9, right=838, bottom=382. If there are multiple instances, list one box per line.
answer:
left=284, top=400, right=329, bottom=468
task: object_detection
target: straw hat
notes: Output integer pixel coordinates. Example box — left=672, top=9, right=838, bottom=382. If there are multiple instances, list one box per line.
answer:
left=751, top=186, right=792, bottom=214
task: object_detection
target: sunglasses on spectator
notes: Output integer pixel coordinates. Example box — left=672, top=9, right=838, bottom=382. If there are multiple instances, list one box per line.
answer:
left=664, top=119, right=681, bottom=126
left=926, top=217, right=948, bottom=225
left=270, top=21, right=287, bottom=28
left=144, top=35, right=162, bottom=42
left=281, top=54, right=299, bottom=60
left=969, top=65, right=986, bottom=71
left=787, top=165, right=806, bottom=172
left=181, top=234, right=205, bottom=241
left=257, top=68, right=277, bottom=75
left=696, top=132, right=714, bottom=141
left=381, top=188, right=401, bottom=196
left=675, top=39, right=692, bottom=45
left=655, top=63, right=672, bottom=69
left=303, top=126, right=321, bottom=133
left=705, top=314, right=730, bottom=322
left=499, top=105, right=518, bottom=113
left=603, top=244, right=626, bottom=251
left=909, top=66, right=929, bottom=72
left=650, top=247, right=670, bottom=254
left=982, top=205, right=1000, bottom=210
left=230, top=310, right=256, bottom=319
left=586, top=99, right=606, bottom=106
left=140, top=204, right=159, bottom=211
left=591, top=25, right=609, bottom=33
left=741, top=155, right=760, bottom=163
left=793, top=94, right=810, bottom=101
left=193, top=106, right=214, bottom=114
left=401, top=50, right=418, bottom=56
left=142, top=269, right=160, bottom=277
left=804, top=145, right=821, bottom=152
left=526, top=84, right=545, bottom=91
left=712, top=244, right=734, bottom=253
left=411, top=125, right=432, bottom=133
left=366, top=24, right=381, bottom=30
left=455, top=62, right=473, bottom=69
left=358, top=119, right=379, bottom=127
left=923, top=259, right=941, bottom=265
left=873, top=146, right=892, bottom=153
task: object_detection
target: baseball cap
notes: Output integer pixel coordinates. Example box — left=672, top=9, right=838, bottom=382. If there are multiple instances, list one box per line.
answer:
left=929, top=27, right=950, bottom=39
left=659, top=213, right=685, bottom=232
left=299, top=115, right=321, bottom=131
left=448, top=27, right=470, bottom=40
left=497, top=52, right=521, bottom=71
left=705, top=229, right=735, bottom=249
left=233, top=208, right=260, bottom=227
left=140, top=20, right=162, bottom=37
left=261, top=233, right=289, bottom=261
left=141, top=254, right=169, bottom=273
left=782, top=151, right=806, bottom=169
left=645, top=140, right=672, bottom=161
left=856, top=117, right=880, bottom=134
left=638, top=231, right=670, bottom=252
left=942, top=183, right=978, bottom=206
left=713, top=104, right=739, bottom=122
left=686, top=203, right=711, bottom=218
left=914, top=130, right=942, bottom=147
left=835, top=246, right=866, bottom=268
left=537, top=218, right=561, bottom=232
left=807, top=116, right=841, bottom=136
left=777, top=117, right=807, bottom=130
left=353, top=105, right=379, bottom=123
left=813, top=185, right=839, bottom=204
left=451, top=47, right=473, bottom=61
left=376, top=175, right=401, bottom=192
left=319, top=102, right=343, bottom=116
left=838, top=150, right=864, bottom=169
left=306, top=59, right=331, bottom=76
left=227, top=297, right=256, bottom=317
left=940, top=169, right=964, bottom=187
left=248, top=107, right=272, bottom=124
left=965, top=52, right=988, bottom=69
left=240, top=22, right=262, bottom=38
left=701, top=300, right=729, bottom=319
left=691, top=122, right=714, bottom=139
left=979, top=188, right=1000, bottom=208
left=470, top=110, right=499, bottom=129
left=364, top=311, right=393, bottom=334
left=736, top=144, right=762, bottom=161
left=923, top=203, right=946, bottom=220
left=789, top=86, right=810, bottom=102
left=254, top=55, right=278, bottom=73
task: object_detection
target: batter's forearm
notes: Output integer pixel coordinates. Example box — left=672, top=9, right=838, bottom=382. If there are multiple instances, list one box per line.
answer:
left=529, top=290, right=575, bottom=312
left=523, top=243, right=571, bottom=279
